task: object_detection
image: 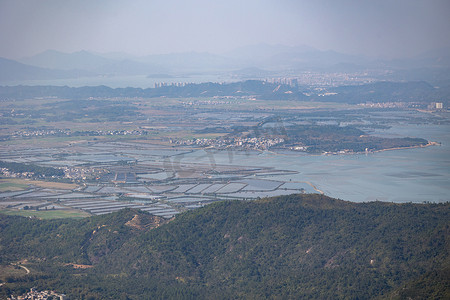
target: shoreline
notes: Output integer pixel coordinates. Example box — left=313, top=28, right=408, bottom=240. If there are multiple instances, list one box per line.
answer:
left=370, top=141, right=439, bottom=154
left=304, top=181, right=325, bottom=194
left=201, top=141, right=440, bottom=157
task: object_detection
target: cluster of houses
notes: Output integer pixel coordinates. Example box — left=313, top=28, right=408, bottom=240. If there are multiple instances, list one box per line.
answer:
left=171, top=136, right=285, bottom=150
left=12, top=129, right=69, bottom=138
left=63, top=166, right=106, bottom=181
left=11, top=129, right=148, bottom=139
left=8, top=288, right=66, bottom=300
left=0, top=167, right=34, bottom=178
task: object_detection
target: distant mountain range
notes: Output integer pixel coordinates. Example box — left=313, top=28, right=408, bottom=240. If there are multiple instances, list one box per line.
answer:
left=1, top=44, right=450, bottom=83
left=1, top=79, right=446, bottom=104
left=19, top=49, right=168, bottom=76
left=0, top=57, right=92, bottom=81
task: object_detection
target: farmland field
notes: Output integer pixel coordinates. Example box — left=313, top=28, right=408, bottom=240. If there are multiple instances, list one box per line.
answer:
left=0, top=208, right=91, bottom=219
left=0, top=179, right=29, bottom=192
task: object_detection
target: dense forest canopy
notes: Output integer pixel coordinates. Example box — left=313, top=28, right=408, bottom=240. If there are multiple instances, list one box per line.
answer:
left=0, top=161, right=64, bottom=178
left=0, top=194, right=448, bottom=299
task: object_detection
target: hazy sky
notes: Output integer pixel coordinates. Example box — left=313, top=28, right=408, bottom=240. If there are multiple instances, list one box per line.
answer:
left=1, top=0, right=449, bottom=59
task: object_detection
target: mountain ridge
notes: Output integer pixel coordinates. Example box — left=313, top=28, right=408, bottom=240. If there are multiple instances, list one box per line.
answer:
left=0, top=57, right=92, bottom=81
left=2, top=44, right=449, bottom=83
left=0, top=194, right=448, bottom=299
left=0, top=80, right=446, bottom=104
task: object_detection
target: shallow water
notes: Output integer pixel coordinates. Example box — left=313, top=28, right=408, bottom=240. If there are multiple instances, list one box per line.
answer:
left=181, top=124, right=450, bottom=203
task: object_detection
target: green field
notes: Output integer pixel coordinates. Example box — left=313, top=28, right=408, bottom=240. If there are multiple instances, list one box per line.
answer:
left=0, top=181, right=29, bottom=192
left=0, top=209, right=91, bottom=219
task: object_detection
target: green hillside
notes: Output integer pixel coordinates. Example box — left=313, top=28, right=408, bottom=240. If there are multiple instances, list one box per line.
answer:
left=0, top=194, right=449, bottom=299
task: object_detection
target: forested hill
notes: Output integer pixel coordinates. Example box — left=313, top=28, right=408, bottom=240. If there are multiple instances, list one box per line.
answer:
left=0, top=194, right=449, bottom=299
left=0, top=80, right=446, bottom=103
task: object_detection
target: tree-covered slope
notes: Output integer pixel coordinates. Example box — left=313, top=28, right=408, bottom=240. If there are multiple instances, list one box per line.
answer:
left=0, top=194, right=449, bottom=299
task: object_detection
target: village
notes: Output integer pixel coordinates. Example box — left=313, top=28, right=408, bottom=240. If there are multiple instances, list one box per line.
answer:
left=171, top=136, right=285, bottom=150
left=8, top=288, right=66, bottom=300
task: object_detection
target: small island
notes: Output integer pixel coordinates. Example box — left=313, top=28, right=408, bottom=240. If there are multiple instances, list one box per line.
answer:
left=172, top=123, right=430, bottom=154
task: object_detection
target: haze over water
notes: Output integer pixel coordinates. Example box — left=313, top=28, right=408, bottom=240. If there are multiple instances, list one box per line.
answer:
left=184, top=121, right=450, bottom=203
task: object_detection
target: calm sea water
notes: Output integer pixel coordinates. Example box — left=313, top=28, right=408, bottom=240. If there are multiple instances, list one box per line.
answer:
left=182, top=124, right=450, bottom=203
